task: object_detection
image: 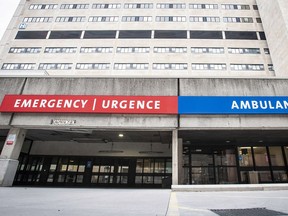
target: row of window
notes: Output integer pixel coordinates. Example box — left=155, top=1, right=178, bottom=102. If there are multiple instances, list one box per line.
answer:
left=28, top=3, right=258, bottom=10
left=22, top=16, right=261, bottom=23
left=15, top=30, right=266, bottom=40
left=8, top=47, right=270, bottom=55
left=1, top=63, right=272, bottom=71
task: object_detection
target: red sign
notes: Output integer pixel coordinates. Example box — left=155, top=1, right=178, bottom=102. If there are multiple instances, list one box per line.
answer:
left=0, top=95, right=178, bottom=114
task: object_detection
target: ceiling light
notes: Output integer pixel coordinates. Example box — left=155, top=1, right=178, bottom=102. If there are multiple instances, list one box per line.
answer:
left=119, top=133, right=124, bottom=137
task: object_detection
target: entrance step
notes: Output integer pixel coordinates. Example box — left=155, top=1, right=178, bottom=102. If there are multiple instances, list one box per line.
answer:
left=172, top=184, right=288, bottom=192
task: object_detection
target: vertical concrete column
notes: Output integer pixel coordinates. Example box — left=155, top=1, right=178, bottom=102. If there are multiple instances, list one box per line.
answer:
left=172, top=129, right=183, bottom=185
left=0, top=128, right=26, bottom=187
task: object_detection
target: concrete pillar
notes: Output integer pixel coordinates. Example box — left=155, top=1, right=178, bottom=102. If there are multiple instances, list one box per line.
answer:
left=172, top=129, right=183, bottom=185
left=0, top=128, right=26, bottom=187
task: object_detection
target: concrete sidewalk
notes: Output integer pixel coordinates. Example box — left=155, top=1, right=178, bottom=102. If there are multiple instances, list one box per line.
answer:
left=1, top=187, right=288, bottom=216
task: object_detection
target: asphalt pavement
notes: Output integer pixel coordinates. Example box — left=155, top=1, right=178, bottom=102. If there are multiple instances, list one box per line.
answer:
left=1, top=187, right=288, bottom=216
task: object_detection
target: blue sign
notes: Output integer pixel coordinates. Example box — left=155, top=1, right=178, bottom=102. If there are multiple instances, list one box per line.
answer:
left=178, top=96, right=288, bottom=114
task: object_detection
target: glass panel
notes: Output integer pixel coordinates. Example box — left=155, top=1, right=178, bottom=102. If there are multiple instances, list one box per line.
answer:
left=192, top=167, right=214, bottom=184
left=216, top=167, right=238, bottom=184
left=57, top=174, right=65, bottom=182
left=154, top=176, right=163, bottom=184
left=285, top=147, right=288, bottom=162
left=273, top=171, right=288, bottom=182
left=143, top=159, right=154, bottom=173
left=58, top=158, right=68, bottom=172
left=191, top=154, right=213, bottom=166
left=100, top=165, right=113, bottom=173
left=143, top=176, right=153, bottom=184
left=136, top=159, right=143, bottom=173
left=120, top=176, right=128, bottom=184
left=118, top=166, right=129, bottom=173
left=135, top=176, right=142, bottom=184
left=269, top=147, right=285, bottom=166
left=166, top=160, right=172, bottom=173
left=254, top=147, right=269, bottom=166
left=47, top=174, right=54, bottom=182
left=91, top=175, right=98, bottom=183
left=238, top=147, right=254, bottom=167
left=92, top=165, right=100, bottom=173
left=98, top=175, right=111, bottom=183
left=154, top=159, right=165, bottom=173
left=65, top=174, right=76, bottom=183
left=78, top=165, right=85, bottom=172
left=258, top=171, right=272, bottom=183
left=240, top=171, right=249, bottom=183
left=214, top=149, right=236, bottom=166
left=67, top=159, right=78, bottom=172
left=76, top=175, right=83, bottom=183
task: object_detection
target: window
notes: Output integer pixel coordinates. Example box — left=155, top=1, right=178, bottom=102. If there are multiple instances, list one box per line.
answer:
left=124, top=3, right=153, bottom=9
left=223, top=17, right=253, bottom=23
left=55, top=17, right=86, bottom=22
left=29, top=4, right=57, bottom=10
left=119, top=31, right=151, bottom=39
left=225, top=31, right=258, bottom=40
left=189, top=4, right=218, bottom=9
left=228, top=48, right=260, bottom=54
left=156, top=4, right=185, bottom=9
left=256, top=18, right=262, bottom=23
left=116, top=47, right=150, bottom=53
left=114, top=63, right=148, bottom=70
left=190, top=16, right=220, bottom=22
left=76, top=63, right=110, bottom=70
left=44, top=47, right=77, bottom=53
left=15, top=31, right=48, bottom=39
left=9, top=47, right=41, bottom=54
left=190, top=31, right=223, bottom=39
left=253, top=5, right=258, bottom=10
left=84, top=31, right=116, bottom=39
left=230, top=64, right=264, bottom=71
left=2, top=63, right=36, bottom=70
left=23, top=17, right=53, bottom=23
left=153, top=63, right=187, bottom=70
left=114, top=63, right=145, bottom=71
left=259, top=32, right=266, bottom=40
left=264, top=48, right=270, bottom=54
left=80, top=47, right=113, bottom=53
left=191, top=47, right=224, bottom=54
left=122, top=16, right=152, bottom=22
left=268, top=64, right=274, bottom=71
left=154, top=30, right=187, bottom=39
left=92, top=4, right=120, bottom=9
left=222, top=4, right=250, bottom=10
left=191, top=63, right=226, bottom=70
left=156, top=16, right=186, bottom=22
left=89, top=16, right=119, bottom=22
left=49, top=31, right=82, bottom=39
left=154, top=47, right=187, bottom=53
left=38, top=63, right=72, bottom=70
left=60, top=4, right=89, bottom=9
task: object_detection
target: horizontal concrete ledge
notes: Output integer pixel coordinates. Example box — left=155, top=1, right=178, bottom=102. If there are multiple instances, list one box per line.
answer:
left=171, top=184, right=288, bottom=192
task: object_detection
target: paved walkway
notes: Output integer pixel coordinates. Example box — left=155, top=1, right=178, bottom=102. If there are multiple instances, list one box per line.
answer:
left=1, top=187, right=288, bottom=216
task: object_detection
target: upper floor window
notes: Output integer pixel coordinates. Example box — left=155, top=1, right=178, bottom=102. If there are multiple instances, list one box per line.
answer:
left=29, top=4, right=57, bottom=10
left=153, top=63, right=187, bottom=70
left=80, top=47, right=113, bottom=53
left=23, top=17, right=53, bottom=23
left=60, top=4, right=89, bottom=9
left=117, top=47, right=150, bottom=53
left=156, top=16, right=186, bottom=22
left=222, top=4, right=250, bottom=10
left=228, top=48, right=260, bottom=54
left=223, top=17, right=253, bottom=23
left=44, top=47, right=77, bottom=53
left=92, top=4, right=121, bottom=9
left=9, top=47, right=41, bottom=54
left=76, top=63, right=110, bottom=70
left=264, top=48, right=270, bottom=54
left=154, top=47, right=187, bottom=53
left=55, top=16, right=86, bottom=22
left=122, top=16, right=152, bottom=22
left=191, top=63, right=226, bottom=70
left=89, top=16, right=119, bottom=22
left=189, top=4, right=218, bottom=9
left=230, top=64, right=264, bottom=71
left=114, top=63, right=149, bottom=70
left=191, top=47, right=224, bottom=54
left=190, top=16, right=220, bottom=22
left=156, top=4, right=185, bottom=9
left=1, top=63, right=36, bottom=70
left=38, top=63, right=73, bottom=70
left=124, top=3, right=153, bottom=9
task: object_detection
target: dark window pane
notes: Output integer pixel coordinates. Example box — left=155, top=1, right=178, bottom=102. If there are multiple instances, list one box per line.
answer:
left=119, top=30, right=151, bottom=39
left=15, top=31, right=48, bottom=39
left=154, top=30, right=187, bottom=39
left=84, top=30, right=116, bottom=39
left=190, top=31, right=222, bottom=39
left=253, top=5, right=258, bottom=10
left=225, top=31, right=258, bottom=40
left=49, top=31, right=82, bottom=39
left=259, top=32, right=266, bottom=40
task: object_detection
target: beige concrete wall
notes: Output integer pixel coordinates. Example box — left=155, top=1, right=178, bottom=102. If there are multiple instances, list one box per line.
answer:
left=257, top=0, right=288, bottom=77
